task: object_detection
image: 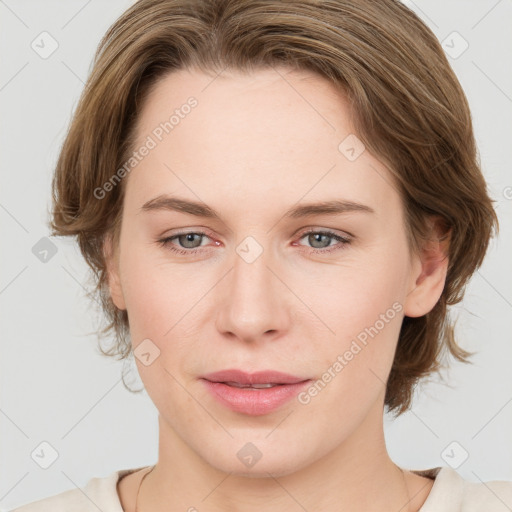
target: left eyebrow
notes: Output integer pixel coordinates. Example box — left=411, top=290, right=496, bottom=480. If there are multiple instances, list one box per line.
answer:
left=139, top=195, right=375, bottom=219
left=284, top=199, right=375, bottom=218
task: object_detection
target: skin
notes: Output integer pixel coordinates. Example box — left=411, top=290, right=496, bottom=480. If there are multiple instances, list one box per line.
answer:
left=107, top=66, right=448, bottom=511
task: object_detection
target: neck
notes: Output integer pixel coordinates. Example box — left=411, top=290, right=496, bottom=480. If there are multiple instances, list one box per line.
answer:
left=138, top=400, right=419, bottom=512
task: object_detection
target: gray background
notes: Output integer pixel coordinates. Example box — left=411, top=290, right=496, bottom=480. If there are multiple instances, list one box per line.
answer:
left=1, top=0, right=511, bottom=509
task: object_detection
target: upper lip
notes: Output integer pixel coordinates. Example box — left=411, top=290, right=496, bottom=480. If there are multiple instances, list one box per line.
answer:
left=201, top=369, right=310, bottom=385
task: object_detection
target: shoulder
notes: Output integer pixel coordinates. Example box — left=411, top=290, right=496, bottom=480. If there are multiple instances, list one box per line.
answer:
left=418, top=466, right=512, bottom=512
left=460, top=472, right=512, bottom=512
left=9, top=486, right=95, bottom=512
left=8, top=466, right=147, bottom=512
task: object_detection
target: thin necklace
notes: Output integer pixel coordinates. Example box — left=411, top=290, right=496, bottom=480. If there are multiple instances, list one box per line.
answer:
left=135, top=465, right=155, bottom=512
left=134, top=463, right=411, bottom=512
left=397, top=463, right=412, bottom=512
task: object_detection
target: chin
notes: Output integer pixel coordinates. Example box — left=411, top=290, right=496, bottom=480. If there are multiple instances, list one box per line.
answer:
left=201, top=439, right=316, bottom=479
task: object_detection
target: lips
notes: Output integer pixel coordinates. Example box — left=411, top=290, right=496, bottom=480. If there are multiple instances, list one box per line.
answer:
left=200, top=369, right=311, bottom=415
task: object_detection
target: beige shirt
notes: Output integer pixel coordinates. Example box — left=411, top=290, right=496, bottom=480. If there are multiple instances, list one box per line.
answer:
left=10, top=466, right=512, bottom=511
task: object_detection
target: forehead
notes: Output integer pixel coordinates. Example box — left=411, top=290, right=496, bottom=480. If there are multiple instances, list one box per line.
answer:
left=126, top=66, right=401, bottom=221
left=134, top=65, right=350, bottom=152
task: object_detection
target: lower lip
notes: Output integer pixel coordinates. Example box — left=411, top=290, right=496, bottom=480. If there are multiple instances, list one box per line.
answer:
left=201, top=379, right=311, bottom=416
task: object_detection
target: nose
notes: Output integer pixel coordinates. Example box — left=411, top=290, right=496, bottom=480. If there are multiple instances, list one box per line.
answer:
left=215, top=242, right=292, bottom=344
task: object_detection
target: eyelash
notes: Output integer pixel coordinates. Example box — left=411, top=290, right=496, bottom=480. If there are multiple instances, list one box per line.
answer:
left=157, top=229, right=351, bottom=256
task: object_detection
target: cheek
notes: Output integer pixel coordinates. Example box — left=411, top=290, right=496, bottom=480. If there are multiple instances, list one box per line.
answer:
left=117, top=240, right=186, bottom=330
left=117, top=246, right=212, bottom=377
left=300, top=242, right=409, bottom=392
left=307, top=240, right=408, bottom=335
left=296, top=295, right=403, bottom=428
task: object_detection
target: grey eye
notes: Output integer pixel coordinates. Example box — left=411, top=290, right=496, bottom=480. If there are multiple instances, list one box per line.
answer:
left=306, top=232, right=333, bottom=249
left=176, top=233, right=204, bottom=249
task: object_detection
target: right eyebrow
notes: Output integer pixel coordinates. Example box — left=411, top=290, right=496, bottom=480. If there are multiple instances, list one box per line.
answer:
left=140, top=195, right=218, bottom=218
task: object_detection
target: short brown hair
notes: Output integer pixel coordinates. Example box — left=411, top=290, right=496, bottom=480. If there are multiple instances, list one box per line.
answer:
left=49, top=0, right=499, bottom=415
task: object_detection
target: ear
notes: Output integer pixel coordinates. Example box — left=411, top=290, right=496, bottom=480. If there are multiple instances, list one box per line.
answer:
left=103, top=232, right=126, bottom=311
left=404, top=216, right=450, bottom=318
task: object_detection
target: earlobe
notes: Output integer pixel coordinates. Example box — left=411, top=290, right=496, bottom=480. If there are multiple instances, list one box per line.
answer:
left=404, top=218, right=450, bottom=318
left=103, top=233, right=126, bottom=311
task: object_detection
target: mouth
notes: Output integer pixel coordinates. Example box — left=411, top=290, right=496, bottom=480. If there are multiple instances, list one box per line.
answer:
left=220, top=382, right=285, bottom=389
left=201, top=368, right=309, bottom=386
left=200, top=369, right=312, bottom=415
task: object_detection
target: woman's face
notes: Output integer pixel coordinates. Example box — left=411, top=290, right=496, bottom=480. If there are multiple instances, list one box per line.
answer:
left=106, top=66, right=438, bottom=477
